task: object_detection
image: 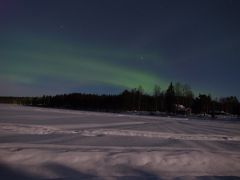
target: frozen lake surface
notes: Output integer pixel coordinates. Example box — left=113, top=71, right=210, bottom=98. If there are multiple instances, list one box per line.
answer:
left=0, top=104, right=240, bottom=179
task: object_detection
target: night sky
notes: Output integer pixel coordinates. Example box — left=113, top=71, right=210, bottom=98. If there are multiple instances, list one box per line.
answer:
left=0, top=0, right=239, bottom=97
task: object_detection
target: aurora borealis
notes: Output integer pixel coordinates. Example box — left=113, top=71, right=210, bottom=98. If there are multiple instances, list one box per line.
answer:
left=0, top=0, right=240, bottom=97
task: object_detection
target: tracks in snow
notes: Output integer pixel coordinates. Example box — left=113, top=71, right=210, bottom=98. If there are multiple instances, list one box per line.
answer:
left=78, top=129, right=240, bottom=141
left=1, top=123, right=240, bottom=142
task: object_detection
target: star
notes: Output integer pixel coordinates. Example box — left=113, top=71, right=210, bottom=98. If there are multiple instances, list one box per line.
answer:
left=59, top=25, right=64, bottom=31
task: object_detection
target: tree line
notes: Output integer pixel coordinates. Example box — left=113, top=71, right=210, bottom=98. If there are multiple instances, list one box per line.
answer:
left=0, top=82, right=239, bottom=116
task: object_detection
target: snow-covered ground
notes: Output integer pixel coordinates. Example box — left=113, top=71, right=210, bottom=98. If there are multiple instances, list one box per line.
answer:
left=0, top=104, right=240, bottom=179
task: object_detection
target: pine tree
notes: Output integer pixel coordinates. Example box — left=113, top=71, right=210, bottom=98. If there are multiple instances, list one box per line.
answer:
left=165, top=82, right=176, bottom=113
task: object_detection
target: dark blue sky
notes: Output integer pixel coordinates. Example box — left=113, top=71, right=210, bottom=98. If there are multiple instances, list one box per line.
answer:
left=0, top=0, right=239, bottom=97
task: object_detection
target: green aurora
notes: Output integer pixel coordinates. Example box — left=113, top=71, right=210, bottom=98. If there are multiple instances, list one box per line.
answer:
left=0, top=34, right=169, bottom=94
